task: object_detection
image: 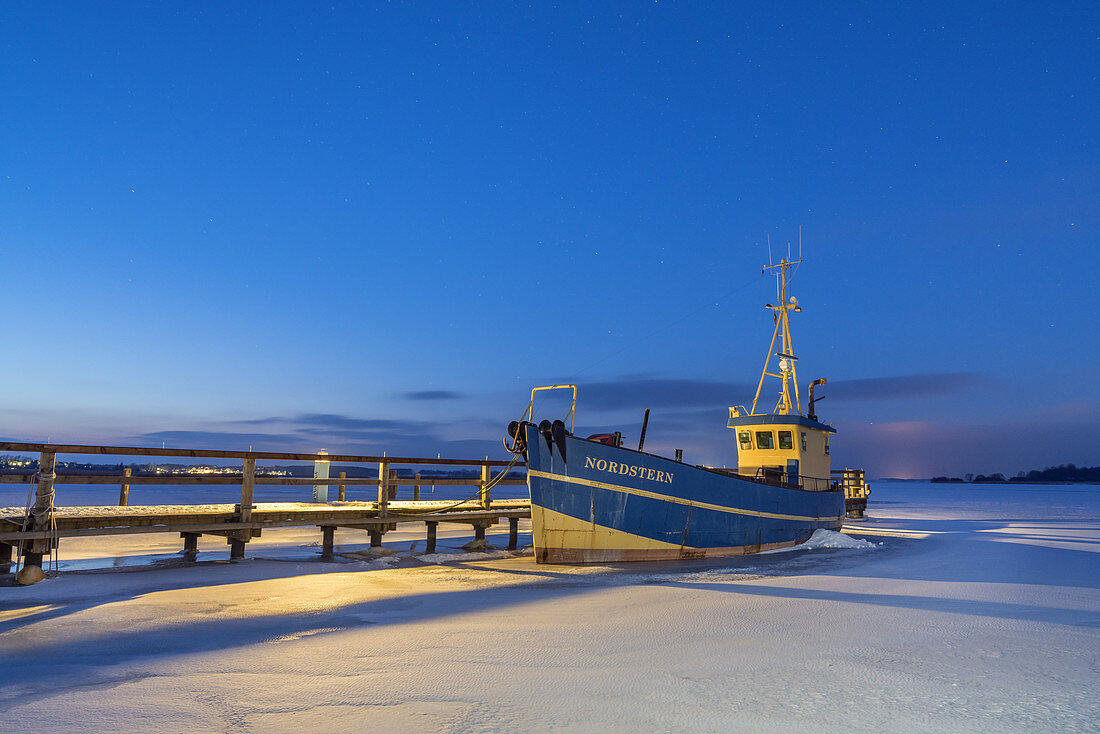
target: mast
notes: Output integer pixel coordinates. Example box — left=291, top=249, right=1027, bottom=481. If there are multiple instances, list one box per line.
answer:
left=750, top=257, right=803, bottom=416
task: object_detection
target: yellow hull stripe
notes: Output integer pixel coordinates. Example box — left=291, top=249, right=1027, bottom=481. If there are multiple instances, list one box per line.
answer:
left=532, top=505, right=685, bottom=551
left=528, top=469, right=841, bottom=523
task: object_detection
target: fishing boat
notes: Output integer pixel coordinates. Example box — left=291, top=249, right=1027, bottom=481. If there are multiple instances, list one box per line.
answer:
left=505, top=257, right=852, bottom=563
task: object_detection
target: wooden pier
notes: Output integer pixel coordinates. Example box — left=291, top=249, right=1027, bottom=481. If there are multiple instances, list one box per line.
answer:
left=0, top=442, right=531, bottom=580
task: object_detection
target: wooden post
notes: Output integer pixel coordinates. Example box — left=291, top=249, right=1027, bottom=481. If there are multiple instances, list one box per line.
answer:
left=240, top=457, right=255, bottom=523
left=320, top=526, right=335, bottom=560
left=118, top=467, right=132, bottom=506
left=474, top=523, right=486, bottom=542
left=228, top=537, right=246, bottom=561
left=2, top=542, right=12, bottom=572
left=425, top=521, right=437, bottom=554
left=480, top=463, right=491, bottom=509
left=508, top=517, right=519, bottom=550
left=24, top=450, right=57, bottom=567
left=414, top=472, right=421, bottom=501
left=338, top=471, right=346, bottom=502
left=313, top=450, right=330, bottom=502
left=389, top=468, right=398, bottom=500
left=369, top=529, right=382, bottom=548
left=181, top=532, right=200, bottom=562
left=378, top=460, right=390, bottom=517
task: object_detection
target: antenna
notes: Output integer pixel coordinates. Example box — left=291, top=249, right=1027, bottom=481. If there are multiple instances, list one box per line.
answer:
left=798, top=226, right=802, bottom=260
left=766, top=234, right=772, bottom=266
left=753, top=244, right=806, bottom=417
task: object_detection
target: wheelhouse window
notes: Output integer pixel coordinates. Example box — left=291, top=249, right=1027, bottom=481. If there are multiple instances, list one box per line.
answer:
left=755, top=431, right=774, bottom=450
left=824, top=435, right=831, bottom=455
left=800, top=432, right=808, bottom=451
left=778, top=431, right=793, bottom=450
left=738, top=431, right=753, bottom=450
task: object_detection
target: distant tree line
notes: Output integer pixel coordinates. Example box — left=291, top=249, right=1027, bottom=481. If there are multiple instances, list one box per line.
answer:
left=932, top=464, right=1100, bottom=483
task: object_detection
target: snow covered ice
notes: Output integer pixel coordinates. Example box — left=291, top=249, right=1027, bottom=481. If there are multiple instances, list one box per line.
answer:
left=2, top=481, right=1098, bottom=732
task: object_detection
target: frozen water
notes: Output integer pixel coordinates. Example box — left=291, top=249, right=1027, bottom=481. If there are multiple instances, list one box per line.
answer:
left=1, top=481, right=1098, bottom=732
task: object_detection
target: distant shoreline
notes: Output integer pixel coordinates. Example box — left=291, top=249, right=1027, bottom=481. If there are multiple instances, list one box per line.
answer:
left=871, top=477, right=1100, bottom=485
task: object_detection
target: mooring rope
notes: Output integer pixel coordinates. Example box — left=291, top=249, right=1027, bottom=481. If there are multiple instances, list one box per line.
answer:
left=28, top=471, right=55, bottom=520
left=382, top=452, right=525, bottom=518
left=13, top=470, right=59, bottom=577
left=13, top=474, right=36, bottom=575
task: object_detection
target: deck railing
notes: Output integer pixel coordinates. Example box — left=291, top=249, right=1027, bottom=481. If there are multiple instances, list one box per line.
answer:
left=831, top=468, right=870, bottom=500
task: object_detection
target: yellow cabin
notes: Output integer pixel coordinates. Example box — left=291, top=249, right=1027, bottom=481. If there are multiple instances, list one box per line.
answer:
left=727, top=410, right=834, bottom=490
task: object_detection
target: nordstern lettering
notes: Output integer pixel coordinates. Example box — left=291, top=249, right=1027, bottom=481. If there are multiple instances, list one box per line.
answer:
left=584, top=456, right=674, bottom=484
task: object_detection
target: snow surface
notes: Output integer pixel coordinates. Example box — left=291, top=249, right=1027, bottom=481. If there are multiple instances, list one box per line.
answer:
left=2, top=481, right=1098, bottom=733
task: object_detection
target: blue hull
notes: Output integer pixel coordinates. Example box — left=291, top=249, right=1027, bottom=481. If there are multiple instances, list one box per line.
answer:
left=525, top=424, right=845, bottom=563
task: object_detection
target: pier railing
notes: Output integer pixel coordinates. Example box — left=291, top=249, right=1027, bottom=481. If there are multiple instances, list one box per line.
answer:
left=0, top=441, right=525, bottom=506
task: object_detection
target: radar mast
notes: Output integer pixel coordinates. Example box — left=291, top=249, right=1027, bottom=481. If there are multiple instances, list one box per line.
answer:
left=750, top=257, right=802, bottom=416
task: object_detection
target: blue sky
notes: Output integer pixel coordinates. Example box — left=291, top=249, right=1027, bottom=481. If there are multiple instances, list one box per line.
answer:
left=2, top=2, right=1098, bottom=477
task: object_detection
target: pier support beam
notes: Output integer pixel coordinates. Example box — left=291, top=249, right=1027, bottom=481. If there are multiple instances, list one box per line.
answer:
left=474, top=524, right=486, bottom=542
left=508, top=517, right=519, bottom=550
left=320, top=526, right=335, bottom=560
left=479, top=464, right=491, bottom=509
left=369, top=529, right=383, bottom=548
left=239, top=457, right=255, bottom=523
left=20, top=450, right=57, bottom=581
left=228, top=537, right=247, bottom=561
left=377, top=461, right=389, bottom=510
left=119, top=467, right=132, bottom=506
left=425, top=521, right=437, bottom=554
left=181, top=532, right=200, bottom=562
left=2, top=542, right=13, bottom=572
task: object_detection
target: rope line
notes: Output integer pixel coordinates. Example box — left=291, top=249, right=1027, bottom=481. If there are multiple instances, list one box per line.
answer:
left=382, top=452, right=525, bottom=518
left=13, top=470, right=60, bottom=577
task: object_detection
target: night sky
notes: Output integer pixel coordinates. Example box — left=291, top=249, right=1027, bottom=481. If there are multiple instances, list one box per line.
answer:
left=3, top=2, right=1097, bottom=478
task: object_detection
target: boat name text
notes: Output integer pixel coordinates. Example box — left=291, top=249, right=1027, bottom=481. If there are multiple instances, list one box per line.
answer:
left=584, top=457, right=673, bottom=484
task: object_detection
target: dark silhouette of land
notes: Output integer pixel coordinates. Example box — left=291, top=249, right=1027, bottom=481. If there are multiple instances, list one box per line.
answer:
left=932, top=464, right=1100, bottom=484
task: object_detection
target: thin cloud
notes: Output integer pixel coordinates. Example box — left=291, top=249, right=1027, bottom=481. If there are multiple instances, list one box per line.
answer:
left=242, top=414, right=416, bottom=430
left=294, top=424, right=434, bottom=440
left=825, top=373, right=981, bottom=402
left=402, top=390, right=464, bottom=401
left=131, top=415, right=511, bottom=460
left=133, top=430, right=307, bottom=450
left=126, top=428, right=507, bottom=462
